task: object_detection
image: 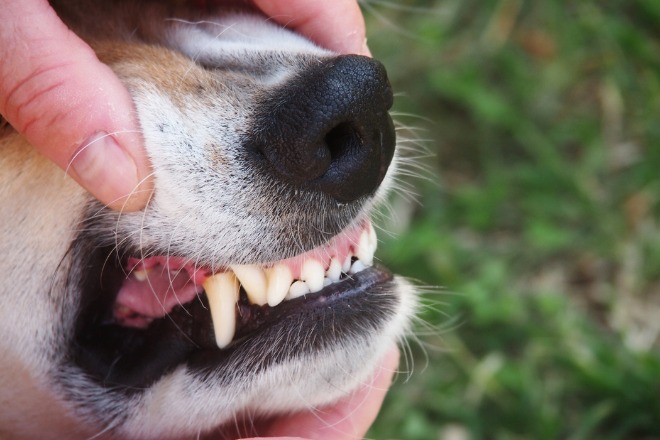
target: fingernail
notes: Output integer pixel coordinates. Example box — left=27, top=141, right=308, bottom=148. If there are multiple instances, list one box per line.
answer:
left=361, top=39, right=372, bottom=57
left=71, top=132, right=140, bottom=206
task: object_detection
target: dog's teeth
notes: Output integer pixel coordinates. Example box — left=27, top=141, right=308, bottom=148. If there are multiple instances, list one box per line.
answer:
left=132, top=268, right=151, bottom=282
left=203, top=273, right=239, bottom=349
left=323, top=277, right=332, bottom=287
left=368, top=222, right=378, bottom=253
left=341, top=255, right=352, bottom=273
left=356, top=230, right=373, bottom=266
left=266, top=264, right=293, bottom=307
left=301, top=259, right=325, bottom=293
left=349, top=260, right=366, bottom=275
left=326, top=258, right=342, bottom=281
left=231, top=264, right=268, bottom=306
left=287, top=280, right=310, bottom=299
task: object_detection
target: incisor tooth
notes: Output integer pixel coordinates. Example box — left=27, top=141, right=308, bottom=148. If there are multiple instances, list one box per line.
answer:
left=342, top=255, right=352, bottom=273
left=349, top=260, right=366, bottom=274
left=356, top=230, right=373, bottom=266
left=266, top=264, right=293, bottom=307
left=203, top=273, right=239, bottom=349
left=231, top=264, right=267, bottom=306
left=287, top=280, right=310, bottom=299
left=301, top=259, right=325, bottom=293
left=133, top=269, right=150, bottom=282
left=326, top=258, right=342, bottom=281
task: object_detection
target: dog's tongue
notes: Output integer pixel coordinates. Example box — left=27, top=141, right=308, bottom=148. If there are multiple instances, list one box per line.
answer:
left=113, top=257, right=209, bottom=328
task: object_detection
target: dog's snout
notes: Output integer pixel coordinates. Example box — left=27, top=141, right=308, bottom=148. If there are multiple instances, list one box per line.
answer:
left=250, top=55, right=396, bottom=202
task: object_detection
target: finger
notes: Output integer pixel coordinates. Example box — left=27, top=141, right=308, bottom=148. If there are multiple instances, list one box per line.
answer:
left=251, top=345, right=400, bottom=440
left=0, top=0, right=152, bottom=211
left=251, top=0, right=370, bottom=55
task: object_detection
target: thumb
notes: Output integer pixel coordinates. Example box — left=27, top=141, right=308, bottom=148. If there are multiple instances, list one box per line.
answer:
left=0, top=0, right=152, bottom=211
left=251, top=0, right=370, bottom=56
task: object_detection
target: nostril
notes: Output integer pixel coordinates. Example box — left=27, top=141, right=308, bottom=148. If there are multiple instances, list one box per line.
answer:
left=325, top=122, right=361, bottom=163
left=248, top=55, right=396, bottom=203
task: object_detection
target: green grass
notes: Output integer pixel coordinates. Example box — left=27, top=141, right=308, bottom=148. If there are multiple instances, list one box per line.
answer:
left=363, top=1, right=660, bottom=438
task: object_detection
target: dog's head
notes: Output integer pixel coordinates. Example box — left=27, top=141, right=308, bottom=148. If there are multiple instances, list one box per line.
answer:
left=0, top=1, right=416, bottom=438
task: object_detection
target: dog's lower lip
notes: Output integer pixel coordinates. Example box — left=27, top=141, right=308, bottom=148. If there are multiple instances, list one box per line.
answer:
left=74, top=260, right=394, bottom=389
left=174, top=265, right=394, bottom=349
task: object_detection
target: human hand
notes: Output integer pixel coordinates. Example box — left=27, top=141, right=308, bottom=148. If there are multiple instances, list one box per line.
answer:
left=0, top=0, right=152, bottom=211
left=239, top=346, right=399, bottom=440
left=0, top=0, right=369, bottom=211
left=251, top=0, right=371, bottom=56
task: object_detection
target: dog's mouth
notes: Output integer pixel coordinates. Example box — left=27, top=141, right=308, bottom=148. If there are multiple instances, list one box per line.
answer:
left=73, top=220, right=395, bottom=389
left=114, top=220, right=378, bottom=346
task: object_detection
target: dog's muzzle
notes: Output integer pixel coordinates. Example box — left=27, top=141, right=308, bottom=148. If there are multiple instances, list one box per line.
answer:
left=69, top=54, right=400, bottom=392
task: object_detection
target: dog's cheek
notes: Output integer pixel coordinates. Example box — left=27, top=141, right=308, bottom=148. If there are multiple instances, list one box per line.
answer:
left=0, top=137, right=96, bottom=437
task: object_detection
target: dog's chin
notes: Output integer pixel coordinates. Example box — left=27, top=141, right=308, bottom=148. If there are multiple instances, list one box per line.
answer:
left=64, top=213, right=411, bottom=432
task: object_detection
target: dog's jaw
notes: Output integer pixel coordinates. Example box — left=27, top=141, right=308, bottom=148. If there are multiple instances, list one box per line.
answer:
left=0, top=3, right=416, bottom=439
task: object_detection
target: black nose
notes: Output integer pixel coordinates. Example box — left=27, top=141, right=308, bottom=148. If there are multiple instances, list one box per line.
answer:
left=249, top=55, right=396, bottom=203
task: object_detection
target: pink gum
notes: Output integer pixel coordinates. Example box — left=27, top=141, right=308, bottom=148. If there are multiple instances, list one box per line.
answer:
left=126, top=220, right=369, bottom=286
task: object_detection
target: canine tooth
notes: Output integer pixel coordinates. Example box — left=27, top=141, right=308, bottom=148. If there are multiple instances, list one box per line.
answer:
left=203, top=273, right=239, bottom=349
left=301, top=259, right=325, bottom=293
left=349, top=260, right=366, bottom=274
left=323, top=277, right=332, bottom=287
left=231, top=264, right=267, bottom=306
left=287, top=280, right=310, bottom=299
left=342, top=255, right=352, bottom=273
left=266, top=264, right=293, bottom=307
left=356, top=230, right=373, bottom=266
left=326, top=258, right=342, bottom=281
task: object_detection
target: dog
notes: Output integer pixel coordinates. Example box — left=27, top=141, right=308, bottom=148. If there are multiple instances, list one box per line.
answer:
left=0, top=0, right=417, bottom=438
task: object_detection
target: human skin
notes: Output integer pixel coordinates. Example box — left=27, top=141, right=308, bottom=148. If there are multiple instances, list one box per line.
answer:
left=241, top=346, right=400, bottom=440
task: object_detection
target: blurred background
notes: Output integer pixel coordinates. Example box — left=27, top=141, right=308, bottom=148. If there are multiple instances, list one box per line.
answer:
left=362, top=1, right=660, bottom=439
